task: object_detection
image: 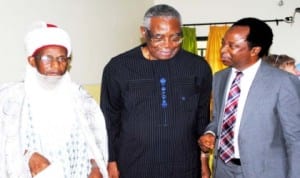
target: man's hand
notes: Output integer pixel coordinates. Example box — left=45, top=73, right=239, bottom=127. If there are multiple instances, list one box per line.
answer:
left=200, top=152, right=211, bottom=178
left=28, top=152, right=50, bottom=177
left=198, top=133, right=215, bottom=153
left=88, top=159, right=103, bottom=178
left=107, top=161, right=119, bottom=178
left=201, top=163, right=211, bottom=178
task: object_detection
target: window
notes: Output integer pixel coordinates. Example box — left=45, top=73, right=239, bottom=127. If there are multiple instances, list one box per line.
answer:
left=196, top=36, right=208, bottom=57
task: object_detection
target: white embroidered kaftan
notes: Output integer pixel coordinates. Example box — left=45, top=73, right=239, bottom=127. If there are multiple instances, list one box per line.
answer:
left=0, top=65, right=108, bottom=178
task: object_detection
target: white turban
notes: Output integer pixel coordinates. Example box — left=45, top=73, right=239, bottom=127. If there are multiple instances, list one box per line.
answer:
left=24, top=21, right=71, bottom=57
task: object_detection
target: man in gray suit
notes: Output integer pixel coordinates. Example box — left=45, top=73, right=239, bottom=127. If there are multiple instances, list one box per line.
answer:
left=199, top=17, right=300, bottom=178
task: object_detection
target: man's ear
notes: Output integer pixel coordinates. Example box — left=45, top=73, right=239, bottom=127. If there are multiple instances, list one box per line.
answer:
left=140, top=26, right=147, bottom=39
left=250, top=46, right=261, bottom=57
left=27, top=56, right=36, bottom=67
left=140, top=26, right=148, bottom=43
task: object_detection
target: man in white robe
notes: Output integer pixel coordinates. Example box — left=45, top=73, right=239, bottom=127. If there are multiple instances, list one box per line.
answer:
left=0, top=21, right=108, bottom=178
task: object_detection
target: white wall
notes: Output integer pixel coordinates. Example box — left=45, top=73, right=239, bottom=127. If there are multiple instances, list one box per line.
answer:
left=1, top=0, right=299, bottom=84
left=155, top=0, right=300, bottom=63
left=0, top=0, right=153, bottom=84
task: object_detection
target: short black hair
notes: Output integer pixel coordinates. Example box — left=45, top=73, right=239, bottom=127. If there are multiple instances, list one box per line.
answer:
left=233, top=17, right=273, bottom=58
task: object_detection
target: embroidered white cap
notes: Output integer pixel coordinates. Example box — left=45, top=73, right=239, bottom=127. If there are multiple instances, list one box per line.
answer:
left=24, top=21, right=71, bottom=57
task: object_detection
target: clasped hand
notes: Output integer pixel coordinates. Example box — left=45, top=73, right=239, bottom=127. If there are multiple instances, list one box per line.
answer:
left=198, top=133, right=216, bottom=153
left=26, top=151, right=102, bottom=178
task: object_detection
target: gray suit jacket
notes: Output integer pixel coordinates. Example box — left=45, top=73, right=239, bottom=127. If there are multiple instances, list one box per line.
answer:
left=206, top=61, right=300, bottom=178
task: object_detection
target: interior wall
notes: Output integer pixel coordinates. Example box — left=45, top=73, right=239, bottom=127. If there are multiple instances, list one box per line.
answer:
left=0, top=0, right=153, bottom=84
left=1, top=0, right=299, bottom=84
left=154, top=0, right=300, bottom=64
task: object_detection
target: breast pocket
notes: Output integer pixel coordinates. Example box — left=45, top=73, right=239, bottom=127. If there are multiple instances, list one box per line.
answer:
left=173, top=77, right=200, bottom=112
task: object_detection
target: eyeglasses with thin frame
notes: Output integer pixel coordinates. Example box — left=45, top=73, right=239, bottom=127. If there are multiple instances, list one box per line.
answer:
left=35, top=55, right=71, bottom=63
left=145, top=29, right=184, bottom=46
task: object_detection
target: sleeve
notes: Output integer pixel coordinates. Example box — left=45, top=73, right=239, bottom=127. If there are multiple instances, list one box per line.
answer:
left=100, top=63, right=122, bottom=162
left=277, top=75, right=300, bottom=177
left=204, top=75, right=219, bottom=135
left=197, top=60, right=213, bottom=136
left=78, top=86, right=109, bottom=178
left=0, top=86, right=6, bottom=176
left=0, top=83, right=32, bottom=178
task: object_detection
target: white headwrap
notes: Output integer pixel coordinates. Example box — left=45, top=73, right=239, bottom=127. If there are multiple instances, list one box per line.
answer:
left=24, top=21, right=71, bottom=57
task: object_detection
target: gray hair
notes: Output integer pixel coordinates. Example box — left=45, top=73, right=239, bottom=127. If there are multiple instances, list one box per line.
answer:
left=143, top=4, right=181, bottom=29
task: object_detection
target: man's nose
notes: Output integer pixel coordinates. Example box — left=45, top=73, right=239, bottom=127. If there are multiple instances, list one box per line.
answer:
left=49, top=58, right=60, bottom=67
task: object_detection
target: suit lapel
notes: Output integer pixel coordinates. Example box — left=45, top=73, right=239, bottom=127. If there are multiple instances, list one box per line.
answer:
left=214, top=68, right=232, bottom=135
left=238, top=62, right=271, bottom=130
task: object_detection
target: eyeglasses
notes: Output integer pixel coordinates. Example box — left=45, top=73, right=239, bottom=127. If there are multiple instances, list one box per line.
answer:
left=35, top=55, right=70, bottom=63
left=146, top=29, right=183, bottom=46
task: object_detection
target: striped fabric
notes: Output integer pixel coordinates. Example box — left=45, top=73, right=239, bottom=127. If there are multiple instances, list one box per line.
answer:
left=219, top=71, right=243, bottom=163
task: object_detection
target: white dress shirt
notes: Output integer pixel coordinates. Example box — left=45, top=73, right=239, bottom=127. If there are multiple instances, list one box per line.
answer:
left=224, top=60, right=261, bottom=158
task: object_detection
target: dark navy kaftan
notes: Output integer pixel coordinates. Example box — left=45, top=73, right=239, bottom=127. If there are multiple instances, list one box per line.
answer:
left=101, top=45, right=212, bottom=178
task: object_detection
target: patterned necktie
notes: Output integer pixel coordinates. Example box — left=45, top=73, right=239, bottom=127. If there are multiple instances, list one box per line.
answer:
left=219, top=71, right=243, bottom=163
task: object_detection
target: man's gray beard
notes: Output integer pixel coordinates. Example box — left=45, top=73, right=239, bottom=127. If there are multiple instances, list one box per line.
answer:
left=35, top=72, right=64, bottom=90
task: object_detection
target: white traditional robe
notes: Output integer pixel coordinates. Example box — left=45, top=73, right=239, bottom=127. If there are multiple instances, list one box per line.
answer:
left=0, top=65, right=108, bottom=178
